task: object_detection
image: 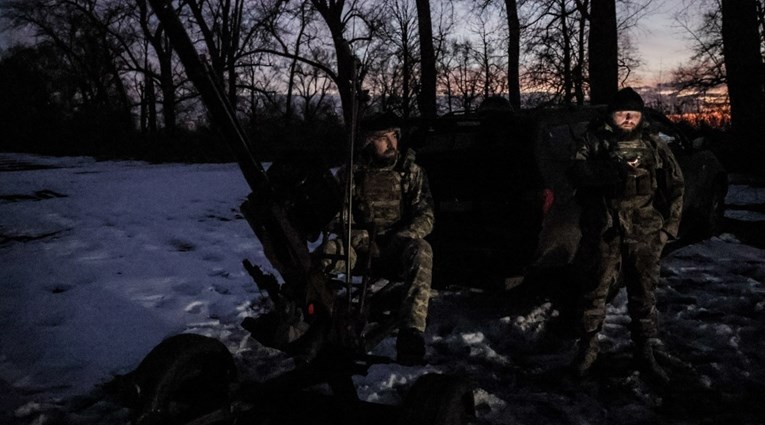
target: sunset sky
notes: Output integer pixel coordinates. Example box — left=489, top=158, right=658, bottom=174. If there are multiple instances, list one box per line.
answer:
left=635, top=0, right=695, bottom=85
left=0, top=0, right=699, bottom=88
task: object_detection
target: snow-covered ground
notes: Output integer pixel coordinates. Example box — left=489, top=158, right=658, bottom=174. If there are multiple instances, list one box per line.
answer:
left=1, top=152, right=764, bottom=425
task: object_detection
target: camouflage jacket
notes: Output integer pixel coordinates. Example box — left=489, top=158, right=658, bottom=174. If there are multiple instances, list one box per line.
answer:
left=569, top=119, right=685, bottom=239
left=337, top=148, right=435, bottom=240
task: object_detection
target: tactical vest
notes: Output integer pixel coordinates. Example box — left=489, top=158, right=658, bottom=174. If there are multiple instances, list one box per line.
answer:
left=609, top=135, right=668, bottom=237
left=612, top=138, right=660, bottom=199
left=353, top=155, right=410, bottom=234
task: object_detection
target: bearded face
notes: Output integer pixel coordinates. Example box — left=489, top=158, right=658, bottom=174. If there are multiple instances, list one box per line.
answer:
left=611, top=110, right=643, bottom=138
left=366, top=130, right=399, bottom=160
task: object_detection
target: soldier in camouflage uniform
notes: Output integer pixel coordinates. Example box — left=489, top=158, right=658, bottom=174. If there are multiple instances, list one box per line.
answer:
left=317, top=114, right=435, bottom=365
left=567, top=88, right=684, bottom=383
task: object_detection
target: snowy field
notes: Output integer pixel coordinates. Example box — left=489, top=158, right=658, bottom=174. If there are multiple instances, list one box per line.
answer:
left=1, top=152, right=765, bottom=425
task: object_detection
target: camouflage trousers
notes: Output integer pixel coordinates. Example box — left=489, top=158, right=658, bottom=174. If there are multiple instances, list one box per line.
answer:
left=318, top=232, right=433, bottom=332
left=575, top=228, right=665, bottom=343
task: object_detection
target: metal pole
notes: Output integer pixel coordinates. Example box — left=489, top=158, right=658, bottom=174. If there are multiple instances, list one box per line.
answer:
left=344, top=56, right=359, bottom=312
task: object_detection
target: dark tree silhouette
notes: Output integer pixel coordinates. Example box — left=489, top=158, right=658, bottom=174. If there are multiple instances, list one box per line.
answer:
left=311, top=0, right=359, bottom=131
left=505, top=0, right=521, bottom=109
left=587, top=0, right=618, bottom=104
left=136, top=0, right=178, bottom=135
left=721, top=0, right=765, bottom=150
left=416, top=0, right=437, bottom=118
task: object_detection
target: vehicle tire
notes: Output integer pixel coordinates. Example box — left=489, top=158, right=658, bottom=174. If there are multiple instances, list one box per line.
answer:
left=397, top=373, right=475, bottom=425
left=699, top=179, right=727, bottom=239
left=127, top=334, right=238, bottom=425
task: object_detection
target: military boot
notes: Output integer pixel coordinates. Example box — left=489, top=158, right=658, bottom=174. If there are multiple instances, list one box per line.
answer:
left=635, top=340, right=670, bottom=384
left=396, top=327, right=426, bottom=366
left=570, top=333, right=600, bottom=377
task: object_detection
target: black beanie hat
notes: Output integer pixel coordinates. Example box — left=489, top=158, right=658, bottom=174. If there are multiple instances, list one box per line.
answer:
left=361, top=111, right=401, bottom=133
left=608, top=87, right=644, bottom=112
left=359, top=111, right=401, bottom=148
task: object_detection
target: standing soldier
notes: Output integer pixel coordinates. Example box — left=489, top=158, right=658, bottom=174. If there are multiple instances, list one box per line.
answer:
left=317, top=113, right=435, bottom=365
left=567, top=87, right=684, bottom=383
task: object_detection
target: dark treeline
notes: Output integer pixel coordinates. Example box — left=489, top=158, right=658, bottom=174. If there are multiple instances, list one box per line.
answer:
left=0, top=0, right=763, bottom=167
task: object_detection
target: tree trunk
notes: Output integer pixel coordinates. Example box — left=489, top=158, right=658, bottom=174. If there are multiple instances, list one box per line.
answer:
left=227, top=0, right=245, bottom=109
left=721, top=0, right=765, bottom=149
left=137, top=0, right=175, bottom=134
left=285, top=4, right=308, bottom=122
left=312, top=0, right=357, bottom=132
left=146, top=72, right=158, bottom=135
left=588, top=0, right=618, bottom=104
left=402, top=24, right=412, bottom=120
left=416, top=0, right=437, bottom=118
left=505, top=0, right=521, bottom=109
left=575, top=4, right=587, bottom=105
left=561, top=0, right=573, bottom=104
left=285, top=60, right=298, bottom=122
left=158, top=53, right=176, bottom=134
left=759, top=2, right=765, bottom=92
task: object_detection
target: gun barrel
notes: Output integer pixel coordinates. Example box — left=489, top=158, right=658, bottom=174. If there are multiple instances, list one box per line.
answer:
left=146, top=0, right=268, bottom=193
left=147, top=0, right=313, bottom=284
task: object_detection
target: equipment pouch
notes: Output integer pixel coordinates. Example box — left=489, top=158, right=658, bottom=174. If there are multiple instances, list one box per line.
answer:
left=634, top=168, right=654, bottom=196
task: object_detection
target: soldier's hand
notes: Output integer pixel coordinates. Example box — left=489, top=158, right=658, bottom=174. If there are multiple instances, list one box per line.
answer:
left=659, top=230, right=670, bottom=245
left=350, top=229, right=370, bottom=248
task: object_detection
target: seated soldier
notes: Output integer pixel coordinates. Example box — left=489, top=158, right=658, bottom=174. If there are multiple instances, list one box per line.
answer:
left=316, top=113, right=435, bottom=365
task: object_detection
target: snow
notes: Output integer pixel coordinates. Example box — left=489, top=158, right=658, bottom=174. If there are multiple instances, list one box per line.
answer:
left=1, top=152, right=765, bottom=424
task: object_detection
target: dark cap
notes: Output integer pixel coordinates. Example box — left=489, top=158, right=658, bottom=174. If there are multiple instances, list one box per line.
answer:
left=608, top=87, right=644, bottom=113
left=360, top=111, right=401, bottom=133
left=359, top=111, right=401, bottom=149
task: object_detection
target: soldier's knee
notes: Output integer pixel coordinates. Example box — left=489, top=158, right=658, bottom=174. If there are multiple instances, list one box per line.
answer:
left=415, top=238, right=432, bottom=255
left=406, top=238, right=432, bottom=262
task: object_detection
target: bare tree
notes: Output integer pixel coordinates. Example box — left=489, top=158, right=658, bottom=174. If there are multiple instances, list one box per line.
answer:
left=436, top=40, right=457, bottom=112
left=257, top=0, right=315, bottom=122
left=470, top=11, right=506, bottom=98
left=239, top=56, right=283, bottom=120
left=283, top=1, right=311, bottom=122
left=376, top=0, right=419, bottom=119
left=294, top=63, right=335, bottom=122
left=616, top=1, right=651, bottom=86
left=310, top=0, right=379, bottom=130
left=671, top=1, right=727, bottom=91
left=450, top=39, right=481, bottom=111
left=475, top=0, right=521, bottom=107
left=366, top=52, right=400, bottom=111
left=2, top=0, right=134, bottom=128
left=522, top=0, right=585, bottom=104
left=135, top=0, right=181, bottom=134
left=520, top=0, right=648, bottom=105
left=186, top=0, right=271, bottom=109
left=431, top=0, right=456, bottom=113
